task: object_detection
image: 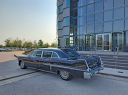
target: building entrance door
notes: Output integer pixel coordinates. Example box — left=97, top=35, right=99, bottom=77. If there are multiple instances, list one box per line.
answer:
left=112, top=32, right=124, bottom=51
left=96, top=34, right=103, bottom=50
left=96, top=33, right=111, bottom=51
left=85, top=34, right=95, bottom=50
left=104, top=34, right=111, bottom=51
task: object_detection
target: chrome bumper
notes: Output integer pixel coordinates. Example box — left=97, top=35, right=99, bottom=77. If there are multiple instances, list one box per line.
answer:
left=83, top=67, right=103, bottom=79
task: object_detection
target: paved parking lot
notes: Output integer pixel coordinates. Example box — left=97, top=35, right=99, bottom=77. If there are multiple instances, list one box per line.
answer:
left=0, top=52, right=128, bottom=95
left=0, top=67, right=128, bottom=95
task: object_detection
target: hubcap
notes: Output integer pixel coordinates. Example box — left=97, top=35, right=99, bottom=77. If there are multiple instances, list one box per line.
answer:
left=60, top=71, right=69, bottom=79
left=20, top=61, right=24, bottom=68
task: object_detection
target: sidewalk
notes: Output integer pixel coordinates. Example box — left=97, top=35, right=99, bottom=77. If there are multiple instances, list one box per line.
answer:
left=100, top=67, right=128, bottom=78
left=0, top=51, right=24, bottom=62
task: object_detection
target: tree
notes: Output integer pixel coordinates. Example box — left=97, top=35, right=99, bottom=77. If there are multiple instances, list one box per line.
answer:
left=0, top=44, right=3, bottom=48
left=5, top=39, right=11, bottom=47
left=38, top=40, right=43, bottom=48
left=23, top=41, right=33, bottom=48
left=17, top=40, right=22, bottom=48
left=33, top=41, right=38, bottom=48
left=50, top=42, right=57, bottom=48
left=43, top=43, right=49, bottom=48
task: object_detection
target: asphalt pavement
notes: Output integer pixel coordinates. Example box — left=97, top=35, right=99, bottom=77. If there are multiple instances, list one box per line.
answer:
left=0, top=60, right=128, bottom=95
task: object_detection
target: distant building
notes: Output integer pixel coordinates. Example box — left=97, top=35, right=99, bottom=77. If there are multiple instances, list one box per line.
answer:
left=57, top=0, right=128, bottom=52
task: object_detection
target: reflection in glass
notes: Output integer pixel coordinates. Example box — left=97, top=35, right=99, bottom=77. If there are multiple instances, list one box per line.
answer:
left=97, top=35, right=103, bottom=50
left=104, top=34, right=110, bottom=50
left=87, top=4, right=94, bottom=15
left=113, top=20, right=124, bottom=32
left=125, top=19, right=128, bottom=30
left=85, top=35, right=95, bottom=50
left=104, top=10, right=113, bottom=21
left=95, top=1, right=103, bottom=13
left=104, top=0, right=113, bottom=10
left=104, top=22, right=112, bottom=32
left=112, top=33, right=124, bottom=51
left=125, top=6, right=128, bottom=18
left=114, top=8, right=124, bottom=20
left=95, top=22, right=103, bottom=33
left=114, top=0, right=124, bottom=8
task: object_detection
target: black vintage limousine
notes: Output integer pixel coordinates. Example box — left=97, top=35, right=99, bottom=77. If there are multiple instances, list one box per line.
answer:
left=15, top=48, right=103, bottom=80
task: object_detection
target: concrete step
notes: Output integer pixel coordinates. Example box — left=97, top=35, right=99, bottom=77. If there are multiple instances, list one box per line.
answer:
left=103, top=61, right=128, bottom=65
left=80, top=53, right=128, bottom=70
left=104, top=64, right=128, bottom=70
left=102, top=59, right=128, bottom=63
left=101, top=56, right=128, bottom=60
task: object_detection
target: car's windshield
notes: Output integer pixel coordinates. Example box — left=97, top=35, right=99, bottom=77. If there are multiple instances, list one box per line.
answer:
left=62, top=49, right=80, bottom=59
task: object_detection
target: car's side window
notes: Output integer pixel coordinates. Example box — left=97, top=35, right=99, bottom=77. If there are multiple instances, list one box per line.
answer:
left=32, top=50, right=42, bottom=58
left=43, top=51, right=52, bottom=58
left=52, top=52, right=59, bottom=58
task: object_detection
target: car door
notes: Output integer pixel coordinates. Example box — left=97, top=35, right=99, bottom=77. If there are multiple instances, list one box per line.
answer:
left=39, top=51, right=52, bottom=71
left=49, top=51, right=60, bottom=65
left=25, top=50, right=43, bottom=68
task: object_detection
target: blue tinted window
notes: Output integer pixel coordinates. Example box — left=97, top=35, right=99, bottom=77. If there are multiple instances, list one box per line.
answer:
left=126, top=0, right=128, bottom=5
left=79, top=26, right=86, bottom=35
left=113, top=20, right=124, bottom=32
left=78, top=0, right=87, bottom=7
left=104, top=0, right=113, bottom=10
left=95, top=21, right=103, bottom=33
left=63, top=17, right=70, bottom=26
left=83, top=6, right=86, bottom=16
left=104, top=10, right=113, bottom=21
left=87, top=23, right=94, bottom=33
left=78, top=7, right=83, bottom=16
left=114, top=0, right=124, bottom=8
left=78, top=7, right=86, bottom=16
left=87, top=0, right=94, bottom=4
left=65, top=0, right=70, bottom=7
left=114, top=8, right=124, bottom=20
left=79, top=17, right=83, bottom=26
left=95, top=13, right=103, bottom=23
left=125, top=6, right=128, bottom=18
left=95, top=1, right=103, bottom=13
left=87, top=14, right=94, bottom=24
left=125, top=19, right=128, bottom=30
left=87, top=4, right=94, bottom=15
left=95, top=0, right=102, bottom=2
left=104, top=22, right=113, bottom=32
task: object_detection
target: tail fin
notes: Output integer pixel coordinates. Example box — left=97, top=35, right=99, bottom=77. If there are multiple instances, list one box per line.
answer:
left=14, top=54, right=17, bottom=58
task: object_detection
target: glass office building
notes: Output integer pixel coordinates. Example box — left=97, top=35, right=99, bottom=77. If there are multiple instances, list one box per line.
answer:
left=57, top=0, right=128, bottom=52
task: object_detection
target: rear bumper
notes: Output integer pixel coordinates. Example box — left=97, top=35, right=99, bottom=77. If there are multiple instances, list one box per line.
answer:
left=83, top=67, right=104, bottom=79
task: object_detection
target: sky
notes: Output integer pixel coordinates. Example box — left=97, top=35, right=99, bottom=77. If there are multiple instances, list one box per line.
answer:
left=0, top=0, right=57, bottom=45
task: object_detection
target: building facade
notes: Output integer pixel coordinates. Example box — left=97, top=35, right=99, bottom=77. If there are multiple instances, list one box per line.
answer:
left=57, top=0, right=128, bottom=52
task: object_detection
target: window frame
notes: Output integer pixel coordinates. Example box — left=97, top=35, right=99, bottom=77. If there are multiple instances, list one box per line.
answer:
left=42, top=51, right=60, bottom=58
left=42, top=51, right=53, bottom=58
left=51, top=52, right=60, bottom=58
left=31, top=50, right=43, bottom=58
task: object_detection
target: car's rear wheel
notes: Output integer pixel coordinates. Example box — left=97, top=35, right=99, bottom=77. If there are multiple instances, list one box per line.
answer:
left=20, top=61, right=27, bottom=69
left=59, top=70, right=72, bottom=80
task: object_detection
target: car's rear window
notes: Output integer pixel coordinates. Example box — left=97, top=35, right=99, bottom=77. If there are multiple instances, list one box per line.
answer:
left=61, top=49, right=80, bottom=58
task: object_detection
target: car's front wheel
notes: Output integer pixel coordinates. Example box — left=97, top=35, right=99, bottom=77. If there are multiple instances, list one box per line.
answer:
left=20, top=61, right=27, bottom=69
left=59, top=70, right=72, bottom=80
